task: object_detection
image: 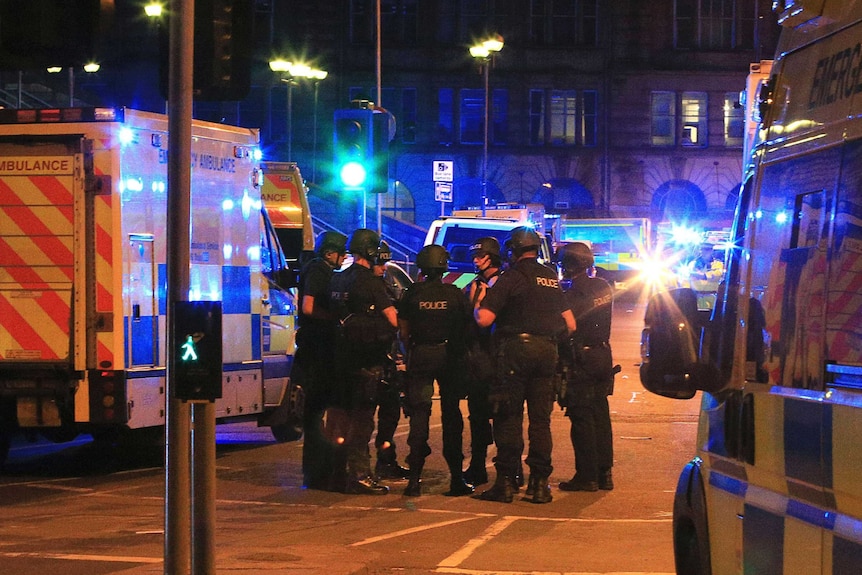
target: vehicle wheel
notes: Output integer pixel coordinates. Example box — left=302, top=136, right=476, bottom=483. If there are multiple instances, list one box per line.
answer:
left=673, top=463, right=712, bottom=575
left=271, top=422, right=303, bottom=443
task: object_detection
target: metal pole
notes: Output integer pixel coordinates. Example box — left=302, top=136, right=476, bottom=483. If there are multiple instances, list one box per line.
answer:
left=482, top=59, right=490, bottom=217
left=376, top=0, right=382, bottom=235
left=191, top=403, right=216, bottom=575
left=68, top=67, right=75, bottom=107
left=166, top=0, right=194, bottom=572
left=287, top=79, right=293, bottom=161
left=312, top=81, right=319, bottom=182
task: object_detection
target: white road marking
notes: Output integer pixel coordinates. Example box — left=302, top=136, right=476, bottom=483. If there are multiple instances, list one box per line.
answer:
left=351, top=516, right=485, bottom=546
left=0, top=551, right=162, bottom=564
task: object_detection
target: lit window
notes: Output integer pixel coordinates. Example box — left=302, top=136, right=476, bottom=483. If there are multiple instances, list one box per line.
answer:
left=681, top=91, right=707, bottom=147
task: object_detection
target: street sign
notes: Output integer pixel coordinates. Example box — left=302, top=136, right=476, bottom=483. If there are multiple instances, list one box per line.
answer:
left=435, top=181, right=453, bottom=202
left=433, top=160, right=453, bottom=182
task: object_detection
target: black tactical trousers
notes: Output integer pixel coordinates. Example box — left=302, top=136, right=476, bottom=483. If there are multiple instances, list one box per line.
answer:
left=566, top=382, right=614, bottom=482
left=404, top=344, right=465, bottom=472
left=492, top=336, right=558, bottom=479
left=375, top=379, right=401, bottom=460
left=297, top=343, right=333, bottom=487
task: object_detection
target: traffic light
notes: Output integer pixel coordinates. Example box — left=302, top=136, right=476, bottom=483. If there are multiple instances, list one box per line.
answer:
left=371, top=110, right=391, bottom=195
left=159, top=0, right=254, bottom=101
left=172, top=301, right=223, bottom=401
left=333, top=108, right=374, bottom=191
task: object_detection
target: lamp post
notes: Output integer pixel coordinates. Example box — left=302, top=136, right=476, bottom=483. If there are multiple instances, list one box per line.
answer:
left=470, top=35, right=504, bottom=216
left=269, top=60, right=327, bottom=167
left=47, top=63, right=100, bottom=107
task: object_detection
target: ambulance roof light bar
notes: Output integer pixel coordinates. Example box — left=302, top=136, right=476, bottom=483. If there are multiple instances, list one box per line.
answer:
left=0, top=107, right=122, bottom=124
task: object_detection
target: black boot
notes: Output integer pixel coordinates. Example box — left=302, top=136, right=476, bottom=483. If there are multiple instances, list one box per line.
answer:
left=463, top=446, right=489, bottom=486
left=445, top=468, right=475, bottom=497
left=599, top=468, right=614, bottom=491
left=346, top=472, right=389, bottom=495
left=514, top=461, right=525, bottom=490
left=375, top=448, right=409, bottom=480
left=463, top=463, right=488, bottom=486
left=524, top=474, right=536, bottom=498
left=530, top=476, right=552, bottom=504
left=403, top=465, right=422, bottom=497
left=476, top=473, right=514, bottom=503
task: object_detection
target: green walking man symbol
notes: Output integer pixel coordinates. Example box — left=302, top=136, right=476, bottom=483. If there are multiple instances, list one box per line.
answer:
left=180, top=333, right=204, bottom=361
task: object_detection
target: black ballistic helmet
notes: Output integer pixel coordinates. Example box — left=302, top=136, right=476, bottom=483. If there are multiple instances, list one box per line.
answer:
left=506, top=226, right=542, bottom=254
left=416, top=244, right=449, bottom=271
left=315, top=231, right=347, bottom=256
left=348, top=228, right=381, bottom=260
left=557, top=241, right=594, bottom=272
left=375, top=240, right=392, bottom=266
left=469, top=236, right=502, bottom=266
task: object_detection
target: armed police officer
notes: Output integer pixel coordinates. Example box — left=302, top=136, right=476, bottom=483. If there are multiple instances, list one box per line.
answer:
left=370, top=240, right=409, bottom=480
left=475, top=227, right=575, bottom=504
left=399, top=245, right=474, bottom=497
left=327, top=229, right=397, bottom=495
left=461, top=237, right=502, bottom=486
left=556, top=242, right=615, bottom=492
left=297, top=231, right=347, bottom=490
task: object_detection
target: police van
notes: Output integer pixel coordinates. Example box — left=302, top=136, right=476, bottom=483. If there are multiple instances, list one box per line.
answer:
left=424, top=203, right=554, bottom=286
left=640, top=1, right=862, bottom=573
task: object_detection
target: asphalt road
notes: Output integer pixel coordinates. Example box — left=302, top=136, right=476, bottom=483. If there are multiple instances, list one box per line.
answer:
left=0, top=296, right=700, bottom=575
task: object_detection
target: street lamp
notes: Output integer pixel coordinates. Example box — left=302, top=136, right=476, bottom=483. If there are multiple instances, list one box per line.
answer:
left=269, top=59, right=327, bottom=168
left=47, top=63, right=101, bottom=107
left=469, top=35, right=504, bottom=216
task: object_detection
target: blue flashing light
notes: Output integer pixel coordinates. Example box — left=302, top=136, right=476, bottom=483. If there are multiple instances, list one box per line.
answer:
left=775, top=211, right=788, bottom=224
left=118, top=127, right=134, bottom=145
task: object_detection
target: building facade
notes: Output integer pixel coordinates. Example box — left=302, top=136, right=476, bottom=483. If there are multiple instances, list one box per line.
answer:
left=250, top=0, right=780, bottom=234
left=0, top=0, right=780, bottom=239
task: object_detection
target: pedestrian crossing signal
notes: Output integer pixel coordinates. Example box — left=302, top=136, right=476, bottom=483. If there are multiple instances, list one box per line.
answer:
left=172, top=301, right=222, bottom=401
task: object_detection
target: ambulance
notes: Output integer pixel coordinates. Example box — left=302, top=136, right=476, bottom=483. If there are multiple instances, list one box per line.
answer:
left=259, top=161, right=315, bottom=274
left=0, top=107, right=302, bottom=463
left=424, top=203, right=554, bottom=287
left=640, top=1, right=862, bottom=572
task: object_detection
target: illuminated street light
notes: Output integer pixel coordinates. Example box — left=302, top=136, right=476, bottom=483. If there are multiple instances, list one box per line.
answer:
left=469, top=34, right=504, bottom=216
left=269, top=59, right=327, bottom=168
left=47, top=62, right=101, bottom=106
left=144, top=2, right=163, bottom=18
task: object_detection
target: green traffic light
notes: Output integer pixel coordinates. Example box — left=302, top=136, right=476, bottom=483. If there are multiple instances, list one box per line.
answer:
left=339, top=161, right=367, bottom=188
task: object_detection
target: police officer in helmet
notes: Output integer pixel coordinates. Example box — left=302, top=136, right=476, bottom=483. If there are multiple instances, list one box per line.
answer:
left=327, top=228, right=398, bottom=495
left=399, top=244, right=474, bottom=497
left=475, top=226, right=575, bottom=504
left=461, top=237, right=502, bottom=486
left=370, top=240, right=409, bottom=480
left=297, top=231, right=347, bottom=489
left=556, top=242, right=615, bottom=492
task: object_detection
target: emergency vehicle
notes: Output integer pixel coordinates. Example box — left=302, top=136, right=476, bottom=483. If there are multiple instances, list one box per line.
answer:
left=640, top=1, right=862, bottom=573
left=557, top=217, right=652, bottom=291
left=259, top=161, right=315, bottom=272
left=423, top=203, right=554, bottom=287
left=0, top=107, right=302, bottom=463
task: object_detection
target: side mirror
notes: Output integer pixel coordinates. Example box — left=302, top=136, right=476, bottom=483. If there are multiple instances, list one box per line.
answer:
left=640, top=288, right=702, bottom=399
